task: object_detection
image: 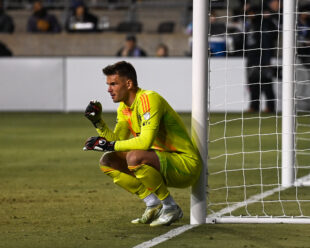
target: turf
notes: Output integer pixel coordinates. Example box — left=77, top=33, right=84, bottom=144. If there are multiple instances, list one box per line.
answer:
left=1, top=112, right=310, bottom=248
left=207, top=113, right=310, bottom=217
left=0, top=112, right=192, bottom=248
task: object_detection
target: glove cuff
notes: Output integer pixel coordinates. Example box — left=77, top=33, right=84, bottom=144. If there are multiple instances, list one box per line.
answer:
left=106, top=141, right=115, bottom=151
left=94, top=119, right=105, bottom=129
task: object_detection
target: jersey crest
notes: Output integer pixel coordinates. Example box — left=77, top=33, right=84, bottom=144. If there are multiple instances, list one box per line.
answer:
left=143, top=112, right=150, bottom=120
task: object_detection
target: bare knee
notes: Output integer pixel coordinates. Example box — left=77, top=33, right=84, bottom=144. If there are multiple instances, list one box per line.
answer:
left=99, top=153, right=112, bottom=166
left=99, top=151, right=131, bottom=174
left=126, top=150, right=144, bottom=166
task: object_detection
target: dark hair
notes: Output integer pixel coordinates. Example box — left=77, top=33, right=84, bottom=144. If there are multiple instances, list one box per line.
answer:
left=126, top=35, right=136, bottom=42
left=102, top=61, right=138, bottom=87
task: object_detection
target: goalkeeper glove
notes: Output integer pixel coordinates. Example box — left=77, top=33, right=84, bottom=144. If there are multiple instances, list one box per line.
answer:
left=83, top=136, right=115, bottom=152
left=84, top=100, right=102, bottom=128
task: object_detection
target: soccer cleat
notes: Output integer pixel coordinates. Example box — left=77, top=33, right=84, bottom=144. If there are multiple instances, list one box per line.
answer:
left=131, top=204, right=162, bottom=224
left=150, top=205, right=183, bottom=227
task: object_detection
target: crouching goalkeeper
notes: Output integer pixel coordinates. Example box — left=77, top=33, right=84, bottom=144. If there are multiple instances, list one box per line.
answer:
left=83, top=61, right=201, bottom=227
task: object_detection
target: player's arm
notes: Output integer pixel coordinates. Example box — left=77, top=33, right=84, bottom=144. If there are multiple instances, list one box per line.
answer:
left=84, top=101, right=130, bottom=141
left=114, top=93, right=162, bottom=151
left=84, top=94, right=162, bottom=152
left=96, top=119, right=130, bottom=141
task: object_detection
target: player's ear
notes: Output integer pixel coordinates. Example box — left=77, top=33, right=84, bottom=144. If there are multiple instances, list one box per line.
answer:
left=126, top=79, right=133, bottom=89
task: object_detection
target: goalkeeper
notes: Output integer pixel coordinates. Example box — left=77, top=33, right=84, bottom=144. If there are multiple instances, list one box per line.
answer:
left=83, top=61, right=201, bottom=227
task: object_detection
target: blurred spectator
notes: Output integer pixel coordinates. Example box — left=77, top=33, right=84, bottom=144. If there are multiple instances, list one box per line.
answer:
left=0, top=41, right=12, bottom=56
left=184, top=21, right=192, bottom=56
left=210, top=10, right=226, bottom=35
left=184, top=10, right=227, bottom=57
left=116, top=35, right=147, bottom=57
left=0, top=2, right=14, bottom=33
left=227, top=9, right=244, bottom=56
left=297, top=4, right=310, bottom=67
left=66, top=1, right=98, bottom=32
left=209, top=11, right=226, bottom=57
left=265, top=0, right=281, bottom=27
left=245, top=1, right=281, bottom=113
left=27, top=0, right=62, bottom=33
left=156, top=43, right=169, bottom=57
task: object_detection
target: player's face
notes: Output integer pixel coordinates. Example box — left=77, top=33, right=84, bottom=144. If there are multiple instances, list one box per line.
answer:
left=106, top=74, right=131, bottom=104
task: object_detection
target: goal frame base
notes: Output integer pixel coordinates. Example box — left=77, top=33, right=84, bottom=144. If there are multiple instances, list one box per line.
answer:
left=206, top=217, right=310, bottom=224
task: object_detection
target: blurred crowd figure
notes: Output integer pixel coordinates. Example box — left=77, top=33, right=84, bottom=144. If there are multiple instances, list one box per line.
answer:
left=244, top=0, right=281, bottom=113
left=27, top=0, right=61, bottom=33
left=296, top=3, right=310, bottom=110
left=116, top=35, right=147, bottom=57
left=297, top=4, right=310, bottom=68
left=0, top=2, right=14, bottom=33
left=209, top=10, right=228, bottom=57
left=0, top=40, right=12, bottom=56
left=156, top=43, right=169, bottom=57
left=66, top=0, right=98, bottom=32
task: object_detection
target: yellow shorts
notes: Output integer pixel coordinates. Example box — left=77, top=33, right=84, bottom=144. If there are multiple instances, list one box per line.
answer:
left=155, top=150, right=201, bottom=188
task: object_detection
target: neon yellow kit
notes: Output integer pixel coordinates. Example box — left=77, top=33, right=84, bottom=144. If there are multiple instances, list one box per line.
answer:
left=96, top=88, right=201, bottom=188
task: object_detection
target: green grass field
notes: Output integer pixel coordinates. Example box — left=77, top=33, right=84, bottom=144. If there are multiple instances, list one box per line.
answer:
left=1, top=112, right=310, bottom=248
left=208, top=113, right=310, bottom=217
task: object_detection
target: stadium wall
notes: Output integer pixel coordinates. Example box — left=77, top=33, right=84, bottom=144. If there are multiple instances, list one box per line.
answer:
left=0, top=57, right=249, bottom=112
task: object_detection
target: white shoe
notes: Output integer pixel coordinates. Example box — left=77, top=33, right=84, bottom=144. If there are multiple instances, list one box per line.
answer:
left=150, top=205, right=183, bottom=227
left=131, top=205, right=162, bottom=224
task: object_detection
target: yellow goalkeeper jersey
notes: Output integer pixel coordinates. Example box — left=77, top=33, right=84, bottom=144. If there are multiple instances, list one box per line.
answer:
left=96, top=88, right=199, bottom=161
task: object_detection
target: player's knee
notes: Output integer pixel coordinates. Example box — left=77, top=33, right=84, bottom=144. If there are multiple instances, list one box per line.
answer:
left=126, top=150, right=143, bottom=166
left=99, top=153, right=112, bottom=166
left=99, top=154, right=116, bottom=175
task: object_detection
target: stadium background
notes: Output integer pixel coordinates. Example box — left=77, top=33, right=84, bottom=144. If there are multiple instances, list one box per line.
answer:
left=1, top=1, right=310, bottom=248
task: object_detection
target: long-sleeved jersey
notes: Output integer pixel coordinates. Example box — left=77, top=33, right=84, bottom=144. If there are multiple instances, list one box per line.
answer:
left=96, top=88, right=199, bottom=161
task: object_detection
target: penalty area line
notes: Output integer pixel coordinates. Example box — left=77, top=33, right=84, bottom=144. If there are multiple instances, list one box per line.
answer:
left=132, top=224, right=199, bottom=248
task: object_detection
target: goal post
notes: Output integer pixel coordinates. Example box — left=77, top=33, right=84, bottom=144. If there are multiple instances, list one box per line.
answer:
left=191, top=0, right=310, bottom=224
left=190, top=0, right=209, bottom=225
left=281, top=0, right=296, bottom=187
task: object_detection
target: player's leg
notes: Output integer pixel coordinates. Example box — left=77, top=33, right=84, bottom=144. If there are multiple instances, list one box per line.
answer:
left=148, top=150, right=202, bottom=226
left=261, top=69, right=275, bottom=113
left=247, top=67, right=261, bottom=112
left=126, top=150, right=183, bottom=226
left=99, top=151, right=150, bottom=201
left=126, top=150, right=171, bottom=201
left=100, top=151, right=161, bottom=224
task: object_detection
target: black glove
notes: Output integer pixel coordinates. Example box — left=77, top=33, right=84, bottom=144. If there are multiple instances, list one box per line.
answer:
left=83, top=136, right=115, bottom=152
left=84, top=101, right=102, bottom=127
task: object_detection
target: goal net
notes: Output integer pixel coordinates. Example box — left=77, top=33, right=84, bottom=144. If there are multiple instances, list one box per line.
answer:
left=206, top=0, right=310, bottom=223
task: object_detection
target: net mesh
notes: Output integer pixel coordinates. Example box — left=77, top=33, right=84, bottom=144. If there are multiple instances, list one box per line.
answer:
left=207, top=0, right=310, bottom=219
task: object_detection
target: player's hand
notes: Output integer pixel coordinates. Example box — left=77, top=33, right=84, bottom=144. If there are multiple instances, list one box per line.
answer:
left=83, top=136, right=115, bottom=152
left=84, top=101, right=102, bottom=127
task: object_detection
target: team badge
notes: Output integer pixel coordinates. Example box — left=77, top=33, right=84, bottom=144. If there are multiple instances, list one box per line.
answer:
left=143, top=112, right=150, bottom=120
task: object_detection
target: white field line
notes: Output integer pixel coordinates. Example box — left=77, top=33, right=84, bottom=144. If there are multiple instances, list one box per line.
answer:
left=207, top=185, right=287, bottom=219
left=132, top=224, right=198, bottom=248
left=208, top=173, right=310, bottom=220
left=132, top=174, right=310, bottom=248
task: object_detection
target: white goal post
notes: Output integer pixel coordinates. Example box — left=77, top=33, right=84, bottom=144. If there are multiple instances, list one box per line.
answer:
left=191, top=0, right=310, bottom=224
left=191, top=0, right=208, bottom=225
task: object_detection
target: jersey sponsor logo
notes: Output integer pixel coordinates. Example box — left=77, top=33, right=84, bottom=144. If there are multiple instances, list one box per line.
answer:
left=142, top=121, right=150, bottom=126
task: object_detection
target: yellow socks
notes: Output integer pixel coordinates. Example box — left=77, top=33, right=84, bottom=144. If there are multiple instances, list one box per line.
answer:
left=100, top=165, right=150, bottom=199
left=100, top=164, right=170, bottom=202
left=128, top=164, right=170, bottom=201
